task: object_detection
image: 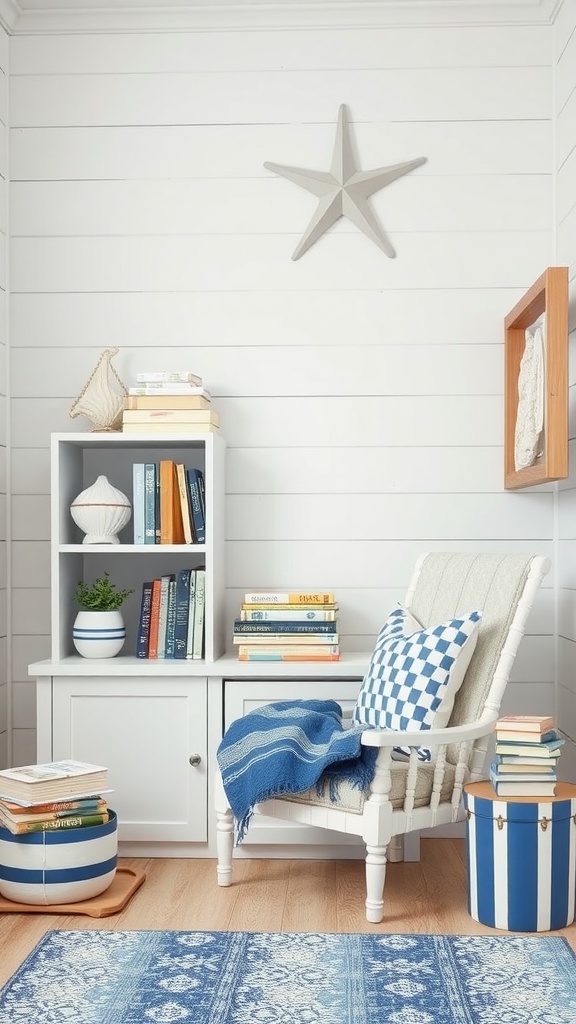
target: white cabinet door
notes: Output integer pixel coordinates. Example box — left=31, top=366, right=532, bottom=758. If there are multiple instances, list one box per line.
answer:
left=51, top=676, right=208, bottom=843
left=224, top=678, right=364, bottom=850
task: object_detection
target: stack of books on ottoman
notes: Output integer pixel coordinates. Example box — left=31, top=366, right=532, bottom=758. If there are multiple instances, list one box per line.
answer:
left=489, top=715, right=564, bottom=797
left=233, top=591, right=340, bottom=662
left=0, top=759, right=111, bottom=835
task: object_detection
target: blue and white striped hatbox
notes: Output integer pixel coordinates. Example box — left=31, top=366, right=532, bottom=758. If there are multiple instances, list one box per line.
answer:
left=464, top=781, right=576, bottom=932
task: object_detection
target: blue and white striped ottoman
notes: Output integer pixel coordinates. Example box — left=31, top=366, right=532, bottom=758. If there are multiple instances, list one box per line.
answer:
left=463, top=782, right=576, bottom=932
left=0, top=809, right=117, bottom=905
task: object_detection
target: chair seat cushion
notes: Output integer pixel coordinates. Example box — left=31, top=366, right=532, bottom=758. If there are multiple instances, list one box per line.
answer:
left=274, top=760, right=457, bottom=814
left=352, top=605, right=481, bottom=735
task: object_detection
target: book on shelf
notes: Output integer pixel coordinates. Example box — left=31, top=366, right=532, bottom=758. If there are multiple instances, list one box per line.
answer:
left=128, top=385, right=211, bottom=398
left=490, top=763, right=557, bottom=782
left=136, top=581, right=154, bottom=658
left=0, top=796, right=107, bottom=818
left=191, top=568, right=206, bottom=660
left=0, top=811, right=110, bottom=835
left=495, top=728, right=558, bottom=744
left=160, top=460, right=185, bottom=544
left=243, top=592, right=336, bottom=605
left=233, top=633, right=339, bottom=644
left=240, top=607, right=337, bottom=621
left=125, top=395, right=212, bottom=411
left=492, top=757, right=557, bottom=773
left=494, top=737, right=565, bottom=758
left=175, top=463, right=194, bottom=544
left=496, top=715, right=554, bottom=734
left=132, top=463, right=145, bottom=544
left=123, top=422, right=219, bottom=434
left=0, top=760, right=108, bottom=805
left=144, top=463, right=157, bottom=545
left=233, top=620, right=337, bottom=634
left=136, top=372, right=203, bottom=385
left=164, top=577, right=178, bottom=658
left=173, top=568, right=192, bottom=659
left=187, top=468, right=206, bottom=544
left=123, top=409, right=219, bottom=426
left=186, top=570, right=197, bottom=658
left=157, top=574, right=174, bottom=658
left=148, top=578, right=162, bottom=659
left=489, top=777, right=557, bottom=798
left=237, top=644, right=340, bottom=660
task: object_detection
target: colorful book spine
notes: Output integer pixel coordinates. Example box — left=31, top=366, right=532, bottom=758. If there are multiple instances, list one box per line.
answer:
left=0, top=797, right=106, bottom=816
left=164, top=578, right=178, bottom=658
left=136, top=582, right=154, bottom=658
left=233, top=620, right=337, bottom=634
left=132, top=463, right=145, bottom=544
left=173, top=569, right=192, bottom=659
left=238, top=645, right=340, bottom=657
left=144, top=463, right=156, bottom=544
left=157, top=574, right=174, bottom=658
left=238, top=650, right=340, bottom=662
left=186, top=468, right=205, bottom=543
left=186, top=570, right=196, bottom=658
left=7, top=812, right=110, bottom=834
left=243, top=592, right=336, bottom=605
left=240, top=608, right=337, bottom=622
left=233, top=634, right=338, bottom=644
left=147, top=578, right=162, bottom=659
left=176, top=464, right=194, bottom=544
left=192, top=568, right=206, bottom=659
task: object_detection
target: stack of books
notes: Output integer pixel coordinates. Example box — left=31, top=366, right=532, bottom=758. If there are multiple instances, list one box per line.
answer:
left=132, top=460, right=205, bottom=545
left=233, top=591, right=340, bottom=662
left=136, top=567, right=206, bottom=659
left=0, top=760, right=111, bottom=835
left=123, top=372, right=219, bottom=435
left=489, top=715, right=564, bottom=797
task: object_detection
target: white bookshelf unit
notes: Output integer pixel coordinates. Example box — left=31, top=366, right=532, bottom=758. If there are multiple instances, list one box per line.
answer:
left=28, top=431, right=374, bottom=856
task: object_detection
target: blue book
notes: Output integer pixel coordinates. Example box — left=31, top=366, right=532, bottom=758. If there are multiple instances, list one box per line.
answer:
left=232, top=619, right=336, bottom=634
left=173, top=569, right=192, bottom=659
left=136, top=581, right=154, bottom=657
left=144, top=464, right=156, bottom=545
left=186, top=468, right=205, bottom=544
left=132, top=464, right=146, bottom=544
left=164, top=578, right=178, bottom=658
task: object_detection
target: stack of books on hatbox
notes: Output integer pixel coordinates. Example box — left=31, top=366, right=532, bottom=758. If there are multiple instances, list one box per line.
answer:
left=233, top=591, right=340, bottom=662
left=123, top=371, right=219, bottom=434
left=489, top=715, right=564, bottom=798
left=0, top=759, right=111, bottom=835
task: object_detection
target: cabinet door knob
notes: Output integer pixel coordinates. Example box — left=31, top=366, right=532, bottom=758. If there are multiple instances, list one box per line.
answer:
left=189, top=754, right=202, bottom=767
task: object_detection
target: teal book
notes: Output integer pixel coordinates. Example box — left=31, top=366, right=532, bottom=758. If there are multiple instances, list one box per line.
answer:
left=173, top=569, right=192, bottom=659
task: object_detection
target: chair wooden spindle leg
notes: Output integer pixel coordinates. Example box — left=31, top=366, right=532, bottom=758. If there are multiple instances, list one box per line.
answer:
left=365, top=844, right=387, bottom=923
left=216, top=807, right=234, bottom=886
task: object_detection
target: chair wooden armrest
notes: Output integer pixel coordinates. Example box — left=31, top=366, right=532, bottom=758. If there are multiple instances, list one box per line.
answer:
left=359, top=713, right=498, bottom=749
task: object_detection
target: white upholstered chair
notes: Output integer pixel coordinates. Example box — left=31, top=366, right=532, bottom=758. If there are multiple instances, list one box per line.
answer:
left=215, top=552, right=551, bottom=922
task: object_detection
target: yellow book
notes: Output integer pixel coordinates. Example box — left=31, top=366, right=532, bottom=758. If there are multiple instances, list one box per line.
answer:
left=243, top=592, right=336, bottom=605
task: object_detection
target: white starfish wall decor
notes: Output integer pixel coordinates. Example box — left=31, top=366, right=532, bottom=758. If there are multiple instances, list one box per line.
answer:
left=264, top=104, right=427, bottom=261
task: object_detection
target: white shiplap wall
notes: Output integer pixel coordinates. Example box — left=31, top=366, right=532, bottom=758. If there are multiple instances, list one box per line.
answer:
left=8, top=22, right=555, bottom=764
left=556, top=0, right=576, bottom=780
left=0, top=26, right=6, bottom=770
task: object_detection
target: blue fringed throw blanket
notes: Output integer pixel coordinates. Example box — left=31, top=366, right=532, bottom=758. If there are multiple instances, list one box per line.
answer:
left=216, top=699, right=379, bottom=841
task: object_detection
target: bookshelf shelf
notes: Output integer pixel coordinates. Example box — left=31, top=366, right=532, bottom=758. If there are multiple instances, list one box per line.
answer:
left=59, top=544, right=207, bottom=554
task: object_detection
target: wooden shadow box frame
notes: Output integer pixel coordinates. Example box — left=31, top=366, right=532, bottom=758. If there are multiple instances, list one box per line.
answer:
left=504, top=266, right=569, bottom=490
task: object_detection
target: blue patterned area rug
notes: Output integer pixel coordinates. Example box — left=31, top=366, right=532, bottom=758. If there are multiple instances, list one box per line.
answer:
left=0, top=929, right=575, bottom=1024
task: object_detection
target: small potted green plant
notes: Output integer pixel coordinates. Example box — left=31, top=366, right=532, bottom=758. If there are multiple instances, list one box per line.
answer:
left=73, top=571, right=134, bottom=659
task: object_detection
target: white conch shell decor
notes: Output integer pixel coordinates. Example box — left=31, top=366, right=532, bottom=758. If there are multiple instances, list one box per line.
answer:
left=70, top=475, right=132, bottom=544
left=69, top=347, right=128, bottom=432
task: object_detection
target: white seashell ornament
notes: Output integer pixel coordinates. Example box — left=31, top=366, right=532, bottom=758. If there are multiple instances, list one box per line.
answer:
left=70, top=475, right=132, bottom=544
left=69, top=347, right=127, bottom=432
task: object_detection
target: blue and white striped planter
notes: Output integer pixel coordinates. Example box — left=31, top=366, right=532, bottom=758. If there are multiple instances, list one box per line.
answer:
left=73, top=610, right=126, bottom=658
left=464, top=782, right=576, bottom=932
left=0, top=809, right=118, bottom=905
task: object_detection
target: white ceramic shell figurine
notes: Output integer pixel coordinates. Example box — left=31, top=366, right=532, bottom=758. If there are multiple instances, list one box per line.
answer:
left=70, top=475, right=132, bottom=544
left=69, top=347, right=127, bottom=431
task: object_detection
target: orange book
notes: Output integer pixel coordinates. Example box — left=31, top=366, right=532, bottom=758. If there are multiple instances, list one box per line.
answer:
left=147, top=579, right=162, bottom=658
left=159, top=460, right=185, bottom=544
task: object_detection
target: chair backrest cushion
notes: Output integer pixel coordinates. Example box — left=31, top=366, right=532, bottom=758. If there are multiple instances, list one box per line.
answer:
left=352, top=604, right=481, bottom=732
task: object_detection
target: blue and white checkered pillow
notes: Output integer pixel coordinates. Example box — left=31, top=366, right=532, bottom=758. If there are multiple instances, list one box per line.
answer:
left=353, top=605, right=481, bottom=746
